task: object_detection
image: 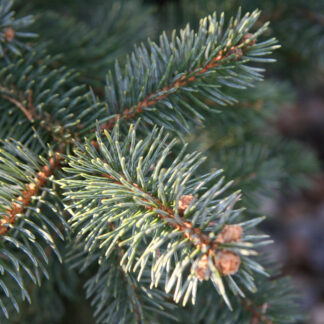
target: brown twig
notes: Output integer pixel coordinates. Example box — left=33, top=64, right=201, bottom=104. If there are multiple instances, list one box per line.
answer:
left=1, top=94, right=34, bottom=120
left=0, top=153, right=62, bottom=235
left=1, top=86, right=73, bottom=147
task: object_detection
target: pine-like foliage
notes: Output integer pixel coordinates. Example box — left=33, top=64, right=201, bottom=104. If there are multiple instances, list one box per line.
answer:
left=0, top=0, right=316, bottom=323
left=61, top=124, right=267, bottom=307
left=102, top=9, right=279, bottom=134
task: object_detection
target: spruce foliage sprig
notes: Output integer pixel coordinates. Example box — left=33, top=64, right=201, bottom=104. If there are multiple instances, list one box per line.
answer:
left=0, top=140, right=64, bottom=318
left=101, top=9, right=279, bottom=134
left=61, top=123, right=270, bottom=308
left=0, top=47, right=104, bottom=150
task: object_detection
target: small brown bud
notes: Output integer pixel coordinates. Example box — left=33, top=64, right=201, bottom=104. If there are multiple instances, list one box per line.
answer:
left=178, top=195, right=194, bottom=215
left=195, top=254, right=209, bottom=281
left=214, top=250, right=241, bottom=276
left=215, top=224, right=243, bottom=244
left=3, top=27, right=15, bottom=42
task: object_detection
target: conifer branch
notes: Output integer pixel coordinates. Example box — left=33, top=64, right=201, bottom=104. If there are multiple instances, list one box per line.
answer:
left=0, top=2, right=305, bottom=321
left=61, top=123, right=270, bottom=307
left=103, top=171, right=243, bottom=276
left=100, top=42, right=248, bottom=131
left=0, top=140, right=64, bottom=319
left=0, top=151, right=62, bottom=235
left=101, top=9, right=279, bottom=133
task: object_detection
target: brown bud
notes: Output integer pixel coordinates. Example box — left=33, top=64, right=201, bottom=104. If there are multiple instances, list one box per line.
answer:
left=3, top=27, right=15, bottom=42
left=178, top=195, right=194, bottom=215
left=215, top=224, right=243, bottom=244
left=195, top=254, right=209, bottom=281
left=214, top=250, right=241, bottom=276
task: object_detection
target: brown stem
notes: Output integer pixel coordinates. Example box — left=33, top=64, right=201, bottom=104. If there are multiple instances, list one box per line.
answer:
left=2, top=94, right=34, bottom=120
left=0, top=153, right=62, bottom=235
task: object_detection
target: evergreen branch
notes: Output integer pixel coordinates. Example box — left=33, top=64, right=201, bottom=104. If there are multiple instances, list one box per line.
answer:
left=0, top=46, right=104, bottom=148
left=100, top=45, right=244, bottom=131
left=61, top=123, right=270, bottom=308
left=100, top=9, right=279, bottom=134
left=0, top=140, right=64, bottom=319
left=0, top=2, right=304, bottom=321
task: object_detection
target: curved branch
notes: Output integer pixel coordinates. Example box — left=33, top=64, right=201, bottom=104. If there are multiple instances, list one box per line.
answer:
left=99, top=43, right=247, bottom=131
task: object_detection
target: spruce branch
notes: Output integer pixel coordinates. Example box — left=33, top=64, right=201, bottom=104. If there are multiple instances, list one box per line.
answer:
left=0, top=7, right=280, bottom=234
left=100, top=9, right=279, bottom=134
left=0, top=47, right=104, bottom=149
left=0, top=140, right=64, bottom=319
left=61, top=123, right=270, bottom=308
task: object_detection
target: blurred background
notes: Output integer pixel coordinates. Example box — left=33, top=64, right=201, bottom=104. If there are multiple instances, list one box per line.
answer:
left=13, top=0, right=324, bottom=323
